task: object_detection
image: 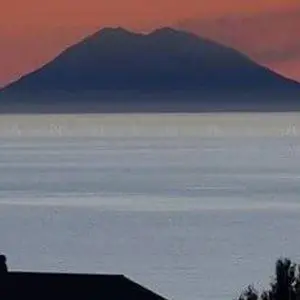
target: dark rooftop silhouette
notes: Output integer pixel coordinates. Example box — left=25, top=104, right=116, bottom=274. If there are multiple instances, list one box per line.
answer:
left=0, top=26, right=300, bottom=113
left=0, top=254, right=168, bottom=300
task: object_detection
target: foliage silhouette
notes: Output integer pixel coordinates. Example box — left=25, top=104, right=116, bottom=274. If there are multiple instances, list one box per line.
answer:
left=238, top=258, right=300, bottom=300
left=0, top=254, right=8, bottom=274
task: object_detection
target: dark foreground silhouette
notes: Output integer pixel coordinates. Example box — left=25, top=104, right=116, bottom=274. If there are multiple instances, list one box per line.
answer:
left=238, top=258, right=300, bottom=300
left=0, top=254, right=167, bottom=300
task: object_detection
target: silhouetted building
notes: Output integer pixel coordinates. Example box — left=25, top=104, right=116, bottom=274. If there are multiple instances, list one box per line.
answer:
left=0, top=256, right=168, bottom=300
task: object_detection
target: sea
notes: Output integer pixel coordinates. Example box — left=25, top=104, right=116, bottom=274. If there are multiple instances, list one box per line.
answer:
left=0, top=112, right=300, bottom=300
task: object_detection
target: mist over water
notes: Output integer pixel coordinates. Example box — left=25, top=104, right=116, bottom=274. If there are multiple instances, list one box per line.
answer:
left=1, top=113, right=300, bottom=300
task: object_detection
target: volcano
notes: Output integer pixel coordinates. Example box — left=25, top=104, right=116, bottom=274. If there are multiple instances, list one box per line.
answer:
left=1, top=27, right=299, bottom=113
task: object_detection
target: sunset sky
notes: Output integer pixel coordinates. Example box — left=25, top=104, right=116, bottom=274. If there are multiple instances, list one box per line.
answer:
left=1, top=0, right=300, bottom=87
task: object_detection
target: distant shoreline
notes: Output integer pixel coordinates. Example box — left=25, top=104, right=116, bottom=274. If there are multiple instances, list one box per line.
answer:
left=0, top=111, right=299, bottom=139
left=0, top=106, right=299, bottom=114
left=1, top=90, right=299, bottom=114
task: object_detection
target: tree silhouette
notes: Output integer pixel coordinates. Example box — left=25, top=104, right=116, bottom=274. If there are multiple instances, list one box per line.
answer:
left=238, top=285, right=259, bottom=300
left=237, top=258, right=300, bottom=300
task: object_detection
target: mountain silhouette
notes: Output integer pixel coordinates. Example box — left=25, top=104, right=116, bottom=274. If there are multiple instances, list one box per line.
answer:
left=1, top=27, right=300, bottom=113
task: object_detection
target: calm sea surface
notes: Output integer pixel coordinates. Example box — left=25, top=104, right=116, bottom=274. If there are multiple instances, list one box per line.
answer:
left=1, top=113, right=300, bottom=300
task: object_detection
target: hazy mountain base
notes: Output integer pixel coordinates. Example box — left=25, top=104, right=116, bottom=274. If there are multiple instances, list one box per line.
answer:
left=0, top=90, right=300, bottom=114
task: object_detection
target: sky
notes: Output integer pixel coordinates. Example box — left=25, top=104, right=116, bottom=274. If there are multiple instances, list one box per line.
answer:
left=1, top=0, right=300, bottom=87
